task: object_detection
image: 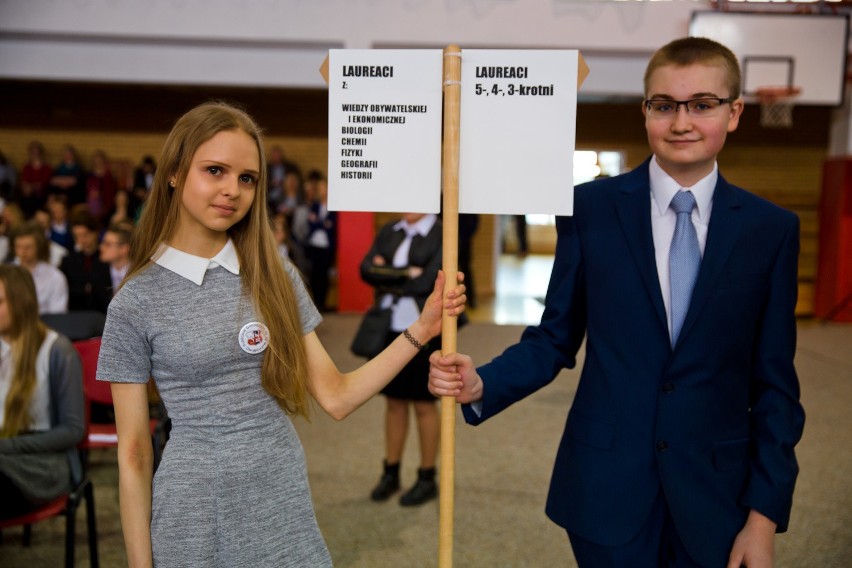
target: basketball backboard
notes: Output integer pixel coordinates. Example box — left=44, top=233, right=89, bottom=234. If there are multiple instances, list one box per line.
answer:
left=689, top=11, right=849, bottom=106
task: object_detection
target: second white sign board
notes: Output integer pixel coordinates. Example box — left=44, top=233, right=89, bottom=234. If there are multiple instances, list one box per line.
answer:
left=459, top=49, right=578, bottom=216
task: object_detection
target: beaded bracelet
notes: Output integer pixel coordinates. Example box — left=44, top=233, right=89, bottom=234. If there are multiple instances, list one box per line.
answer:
left=403, top=329, right=426, bottom=351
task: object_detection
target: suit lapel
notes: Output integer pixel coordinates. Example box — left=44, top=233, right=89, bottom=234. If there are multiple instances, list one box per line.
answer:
left=676, top=176, right=744, bottom=346
left=614, top=164, right=668, bottom=333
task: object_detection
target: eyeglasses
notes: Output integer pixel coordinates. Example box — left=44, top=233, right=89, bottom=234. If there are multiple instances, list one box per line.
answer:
left=644, top=97, right=735, bottom=118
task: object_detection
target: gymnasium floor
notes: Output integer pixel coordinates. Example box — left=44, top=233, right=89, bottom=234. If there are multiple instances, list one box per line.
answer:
left=1, top=255, right=850, bottom=567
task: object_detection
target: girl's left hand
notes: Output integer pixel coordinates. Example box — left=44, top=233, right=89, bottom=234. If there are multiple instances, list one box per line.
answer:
left=416, top=270, right=466, bottom=340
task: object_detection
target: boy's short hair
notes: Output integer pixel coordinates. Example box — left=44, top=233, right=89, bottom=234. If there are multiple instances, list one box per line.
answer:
left=644, top=37, right=741, bottom=100
left=47, top=193, right=69, bottom=208
left=69, top=209, right=100, bottom=232
left=106, top=222, right=134, bottom=246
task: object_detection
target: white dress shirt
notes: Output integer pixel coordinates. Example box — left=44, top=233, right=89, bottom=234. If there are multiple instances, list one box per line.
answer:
left=648, top=156, right=716, bottom=338
left=472, top=161, right=718, bottom=416
left=381, top=214, right=437, bottom=332
left=110, top=263, right=129, bottom=294
left=48, top=241, right=68, bottom=267
left=20, top=261, right=69, bottom=314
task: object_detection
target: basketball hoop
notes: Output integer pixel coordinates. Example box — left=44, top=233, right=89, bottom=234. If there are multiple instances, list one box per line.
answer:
left=755, top=86, right=801, bottom=129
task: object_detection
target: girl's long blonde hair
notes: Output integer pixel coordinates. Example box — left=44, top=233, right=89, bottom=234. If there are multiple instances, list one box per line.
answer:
left=0, top=265, right=48, bottom=437
left=125, top=102, right=311, bottom=418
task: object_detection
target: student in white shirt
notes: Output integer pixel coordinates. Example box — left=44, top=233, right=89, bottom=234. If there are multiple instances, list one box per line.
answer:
left=11, top=222, right=68, bottom=314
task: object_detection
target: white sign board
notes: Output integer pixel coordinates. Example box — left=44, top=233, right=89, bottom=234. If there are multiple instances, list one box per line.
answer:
left=327, top=49, right=443, bottom=213
left=459, top=50, right=578, bottom=215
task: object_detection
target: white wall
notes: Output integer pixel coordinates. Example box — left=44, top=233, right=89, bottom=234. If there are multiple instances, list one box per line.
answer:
left=0, top=0, right=705, bottom=98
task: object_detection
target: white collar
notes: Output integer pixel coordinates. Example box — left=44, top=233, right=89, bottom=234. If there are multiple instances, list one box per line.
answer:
left=393, top=214, right=437, bottom=237
left=153, top=239, right=240, bottom=286
left=649, top=156, right=715, bottom=223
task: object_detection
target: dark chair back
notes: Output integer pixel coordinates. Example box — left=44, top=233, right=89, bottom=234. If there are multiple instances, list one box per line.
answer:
left=41, top=311, right=106, bottom=341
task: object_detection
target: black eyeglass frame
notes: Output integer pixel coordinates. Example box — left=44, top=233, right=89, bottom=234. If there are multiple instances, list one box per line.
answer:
left=643, top=97, right=736, bottom=115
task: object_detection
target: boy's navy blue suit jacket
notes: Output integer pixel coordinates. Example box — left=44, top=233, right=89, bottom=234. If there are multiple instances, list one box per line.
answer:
left=463, top=158, right=805, bottom=568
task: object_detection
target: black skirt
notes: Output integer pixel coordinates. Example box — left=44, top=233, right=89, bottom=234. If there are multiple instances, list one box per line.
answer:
left=379, top=331, right=439, bottom=401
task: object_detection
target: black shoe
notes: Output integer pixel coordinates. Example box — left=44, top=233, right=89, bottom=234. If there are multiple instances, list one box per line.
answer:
left=370, top=473, right=400, bottom=501
left=399, top=479, right=438, bottom=506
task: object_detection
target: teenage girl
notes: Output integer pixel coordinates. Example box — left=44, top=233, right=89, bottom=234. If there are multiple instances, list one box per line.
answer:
left=98, top=101, right=465, bottom=567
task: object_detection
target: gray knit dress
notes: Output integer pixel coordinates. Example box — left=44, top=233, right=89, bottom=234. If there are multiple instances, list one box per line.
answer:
left=96, top=260, right=332, bottom=567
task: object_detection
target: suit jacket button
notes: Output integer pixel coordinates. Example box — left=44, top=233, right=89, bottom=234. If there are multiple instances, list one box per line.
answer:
left=656, top=441, right=669, bottom=452
left=662, top=382, right=675, bottom=393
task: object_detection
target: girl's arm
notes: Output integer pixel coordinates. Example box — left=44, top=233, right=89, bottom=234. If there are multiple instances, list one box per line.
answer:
left=307, top=270, right=464, bottom=420
left=111, top=382, right=154, bottom=568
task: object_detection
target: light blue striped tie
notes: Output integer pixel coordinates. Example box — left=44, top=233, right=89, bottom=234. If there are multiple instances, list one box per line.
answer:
left=669, top=191, right=700, bottom=347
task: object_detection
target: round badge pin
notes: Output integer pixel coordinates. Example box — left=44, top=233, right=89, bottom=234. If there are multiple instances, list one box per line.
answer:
left=238, top=322, right=270, bottom=354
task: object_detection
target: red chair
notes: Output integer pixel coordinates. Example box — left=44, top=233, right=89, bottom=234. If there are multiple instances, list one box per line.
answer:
left=0, top=467, right=98, bottom=567
left=73, top=337, right=169, bottom=468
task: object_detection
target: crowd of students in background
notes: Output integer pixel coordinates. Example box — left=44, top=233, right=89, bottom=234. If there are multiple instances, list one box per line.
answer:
left=0, top=142, right=337, bottom=315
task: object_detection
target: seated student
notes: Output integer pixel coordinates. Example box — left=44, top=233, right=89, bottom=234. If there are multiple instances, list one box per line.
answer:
left=46, top=194, right=74, bottom=252
left=0, top=151, right=16, bottom=201
left=98, top=223, right=132, bottom=298
left=1, top=203, right=25, bottom=263
left=32, top=208, right=69, bottom=268
left=272, top=211, right=291, bottom=261
left=0, top=203, right=11, bottom=264
left=266, top=145, right=298, bottom=211
left=19, top=141, right=52, bottom=218
left=50, top=145, right=85, bottom=207
left=84, top=150, right=117, bottom=224
left=0, top=265, right=85, bottom=519
left=107, top=189, right=133, bottom=227
left=60, top=211, right=111, bottom=313
left=131, top=155, right=156, bottom=221
left=11, top=222, right=68, bottom=314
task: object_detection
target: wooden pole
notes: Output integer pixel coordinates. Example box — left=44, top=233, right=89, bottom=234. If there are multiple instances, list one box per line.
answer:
left=439, top=44, right=461, bottom=568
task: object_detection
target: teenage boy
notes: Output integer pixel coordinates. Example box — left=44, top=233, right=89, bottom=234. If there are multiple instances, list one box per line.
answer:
left=429, top=37, right=804, bottom=568
left=60, top=211, right=111, bottom=312
left=99, top=223, right=132, bottom=297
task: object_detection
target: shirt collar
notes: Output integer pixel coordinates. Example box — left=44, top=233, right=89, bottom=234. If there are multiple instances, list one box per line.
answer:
left=153, top=239, right=240, bottom=286
left=110, top=263, right=129, bottom=281
left=393, top=213, right=437, bottom=237
left=649, top=156, right=716, bottom=223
